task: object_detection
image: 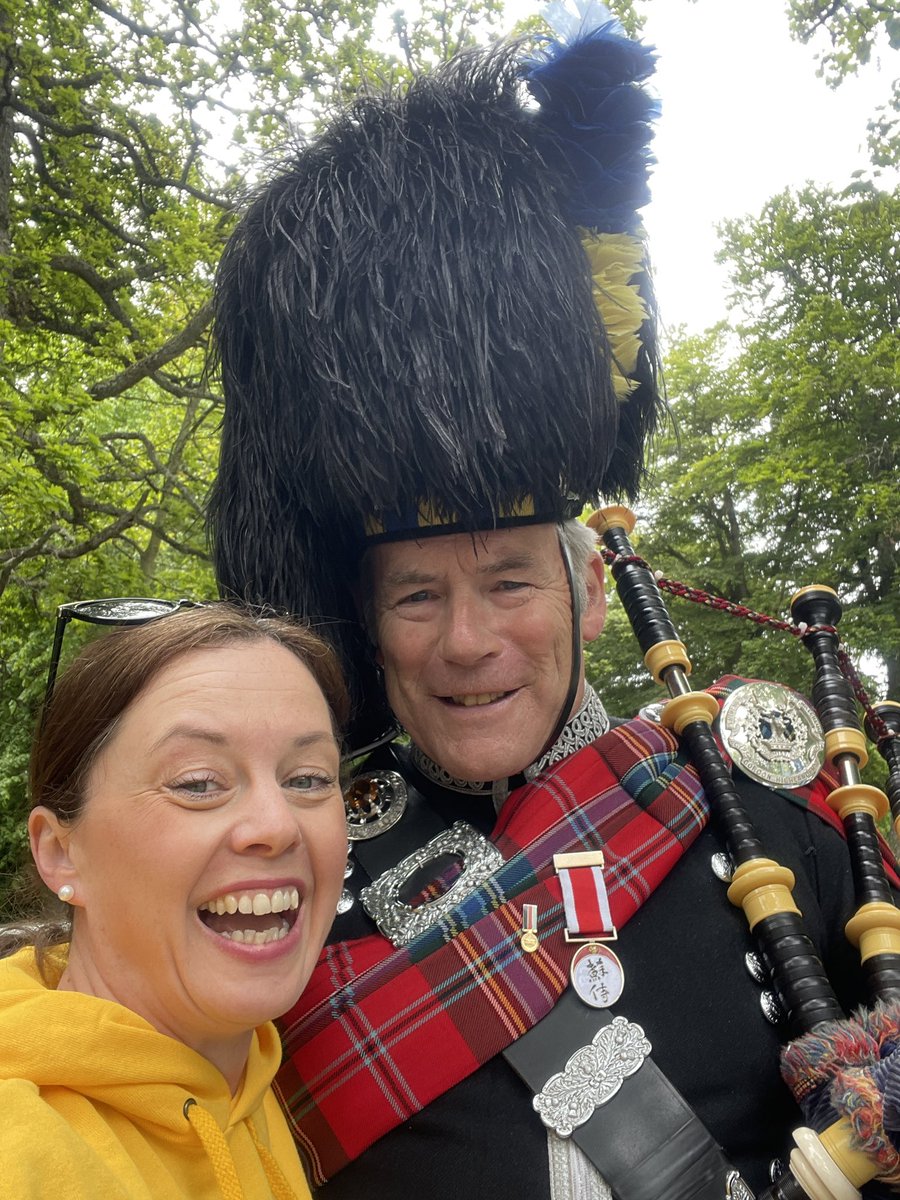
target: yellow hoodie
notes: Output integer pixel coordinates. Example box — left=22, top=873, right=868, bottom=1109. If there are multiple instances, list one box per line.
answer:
left=0, top=946, right=312, bottom=1200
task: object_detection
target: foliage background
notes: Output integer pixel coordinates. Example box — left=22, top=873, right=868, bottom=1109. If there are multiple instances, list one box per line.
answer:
left=1, top=0, right=897, bottom=915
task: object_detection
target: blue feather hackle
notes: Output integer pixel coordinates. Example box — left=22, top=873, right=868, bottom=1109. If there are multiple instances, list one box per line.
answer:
left=523, top=4, right=659, bottom=234
left=541, top=0, right=626, bottom=44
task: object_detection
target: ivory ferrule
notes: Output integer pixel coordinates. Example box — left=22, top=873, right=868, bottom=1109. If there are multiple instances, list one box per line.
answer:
left=844, top=902, right=900, bottom=959
left=827, top=782, right=887, bottom=822
left=789, top=1123, right=867, bottom=1198
left=659, top=691, right=717, bottom=735
left=824, top=727, right=869, bottom=769
left=818, top=1119, right=878, bottom=1191
left=587, top=505, right=635, bottom=536
left=644, top=640, right=692, bottom=683
left=726, top=858, right=799, bottom=929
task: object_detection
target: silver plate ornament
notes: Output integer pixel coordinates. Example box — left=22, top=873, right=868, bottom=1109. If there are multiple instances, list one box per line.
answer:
left=360, top=822, right=503, bottom=946
left=725, top=1171, right=755, bottom=1200
left=718, top=682, right=824, bottom=789
left=533, top=1016, right=651, bottom=1138
left=344, top=770, right=408, bottom=841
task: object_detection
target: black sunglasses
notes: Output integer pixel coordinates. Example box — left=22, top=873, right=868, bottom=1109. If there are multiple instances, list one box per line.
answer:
left=44, top=597, right=199, bottom=711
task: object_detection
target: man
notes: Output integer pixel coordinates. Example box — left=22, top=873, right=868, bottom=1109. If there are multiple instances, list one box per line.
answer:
left=209, top=15, right=884, bottom=1200
left=364, top=521, right=606, bottom=784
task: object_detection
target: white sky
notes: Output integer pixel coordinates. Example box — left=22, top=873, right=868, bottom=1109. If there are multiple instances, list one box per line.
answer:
left=508, top=0, right=897, bottom=336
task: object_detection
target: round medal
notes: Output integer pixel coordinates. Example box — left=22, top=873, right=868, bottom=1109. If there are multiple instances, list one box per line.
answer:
left=570, top=942, right=625, bottom=1009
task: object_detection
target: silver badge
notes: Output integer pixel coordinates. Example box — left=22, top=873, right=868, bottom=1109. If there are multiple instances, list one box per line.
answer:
left=360, top=821, right=504, bottom=947
left=533, top=1016, right=651, bottom=1138
left=718, top=682, right=824, bottom=789
left=570, top=943, right=625, bottom=1009
left=344, top=770, right=408, bottom=840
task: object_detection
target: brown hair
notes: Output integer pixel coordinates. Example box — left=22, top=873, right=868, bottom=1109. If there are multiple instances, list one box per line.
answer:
left=2, top=605, right=349, bottom=961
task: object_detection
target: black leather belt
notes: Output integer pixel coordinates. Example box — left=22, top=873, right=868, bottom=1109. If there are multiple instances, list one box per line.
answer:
left=504, top=989, right=747, bottom=1200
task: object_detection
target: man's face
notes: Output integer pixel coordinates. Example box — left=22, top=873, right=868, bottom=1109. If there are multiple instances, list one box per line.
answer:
left=370, top=524, right=606, bottom=782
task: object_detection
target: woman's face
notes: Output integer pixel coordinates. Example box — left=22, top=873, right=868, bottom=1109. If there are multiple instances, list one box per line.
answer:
left=34, top=641, right=346, bottom=1070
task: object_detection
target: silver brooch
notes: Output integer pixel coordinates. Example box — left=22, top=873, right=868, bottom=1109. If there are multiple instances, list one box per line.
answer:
left=533, top=1016, right=651, bottom=1138
left=718, top=682, right=824, bottom=789
left=360, top=822, right=504, bottom=946
left=344, top=770, right=408, bottom=841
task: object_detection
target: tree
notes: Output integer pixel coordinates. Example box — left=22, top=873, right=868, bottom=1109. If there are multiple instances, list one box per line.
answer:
left=786, top=0, right=899, bottom=79
left=784, top=0, right=899, bottom=168
left=587, top=184, right=899, bottom=773
left=0, top=0, right=650, bottom=914
left=0, top=0, right=520, bottom=914
left=1, top=0, right=509, bottom=604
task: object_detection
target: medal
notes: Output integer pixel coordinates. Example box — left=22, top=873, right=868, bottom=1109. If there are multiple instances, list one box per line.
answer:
left=553, top=850, right=622, bottom=1008
left=570, top=942, right=625, bottom=1008
left=520, top=903, right=540, bottom=953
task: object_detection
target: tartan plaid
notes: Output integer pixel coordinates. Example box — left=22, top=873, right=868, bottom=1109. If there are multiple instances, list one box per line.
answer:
left=275, top=686, right=869, bottom=1184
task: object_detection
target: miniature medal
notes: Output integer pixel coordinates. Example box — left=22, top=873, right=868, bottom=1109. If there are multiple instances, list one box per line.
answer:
left=520, top=903, right=540, bottom=953
left=718, top=681, right=824, bottom=789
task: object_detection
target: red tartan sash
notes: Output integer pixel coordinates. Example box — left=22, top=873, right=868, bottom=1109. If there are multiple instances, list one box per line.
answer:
left=275, top=689, right=857, bottom=1185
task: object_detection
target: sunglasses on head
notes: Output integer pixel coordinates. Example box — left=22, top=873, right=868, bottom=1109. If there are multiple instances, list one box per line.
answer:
left=44, top=597, right=199, bottom=712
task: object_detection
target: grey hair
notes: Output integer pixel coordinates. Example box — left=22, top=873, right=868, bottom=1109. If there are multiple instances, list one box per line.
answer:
left=558, top=519, right=600, bottom=613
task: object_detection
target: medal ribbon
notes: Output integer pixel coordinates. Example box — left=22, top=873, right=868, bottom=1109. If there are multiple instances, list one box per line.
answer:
left=556, top=852, right=616, bottom=940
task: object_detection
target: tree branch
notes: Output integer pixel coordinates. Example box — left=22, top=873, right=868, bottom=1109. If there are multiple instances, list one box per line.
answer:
left=88, top=298, right=214, bottom=398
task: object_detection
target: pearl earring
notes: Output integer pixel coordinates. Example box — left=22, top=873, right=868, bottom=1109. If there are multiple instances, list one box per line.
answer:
left=57, top=884, right=75, bottom=903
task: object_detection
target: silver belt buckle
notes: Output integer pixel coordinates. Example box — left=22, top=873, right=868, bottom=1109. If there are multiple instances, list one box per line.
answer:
left=533, top=1016, right=651, bottom=1138
left=361, top=821, right=503, bottom=947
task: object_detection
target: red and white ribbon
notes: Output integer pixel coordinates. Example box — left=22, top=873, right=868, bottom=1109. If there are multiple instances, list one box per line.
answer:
left=553, top=851, right=616, bottom=942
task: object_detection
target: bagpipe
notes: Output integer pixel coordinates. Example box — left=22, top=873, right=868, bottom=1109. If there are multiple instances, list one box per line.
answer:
left=587, top=504, right=900, bottom=1200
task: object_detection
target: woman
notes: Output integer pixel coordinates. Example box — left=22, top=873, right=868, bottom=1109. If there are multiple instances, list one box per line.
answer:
left=0, top=605, right=350, bottom=1199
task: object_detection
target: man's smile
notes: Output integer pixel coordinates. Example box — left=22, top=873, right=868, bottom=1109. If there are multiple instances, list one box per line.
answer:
left=442, top=690, right=516, bottom=708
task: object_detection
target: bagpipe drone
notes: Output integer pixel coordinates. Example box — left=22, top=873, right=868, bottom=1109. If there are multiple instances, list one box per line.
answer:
left=590, top=505, right=900, bottom=1200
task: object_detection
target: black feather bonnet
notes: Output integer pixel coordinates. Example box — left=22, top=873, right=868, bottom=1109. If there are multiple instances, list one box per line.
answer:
left=210, top=14, right=662, bottom=751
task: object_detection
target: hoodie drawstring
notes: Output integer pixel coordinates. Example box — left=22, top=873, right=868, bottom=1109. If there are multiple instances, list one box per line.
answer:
left=247, top=1117, right=302, bottom=1200
left=184, top=1099, right=303, bottom=1200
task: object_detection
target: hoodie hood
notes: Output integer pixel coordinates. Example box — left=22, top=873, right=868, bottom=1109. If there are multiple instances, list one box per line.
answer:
left=0, top=946, right=308, bottom=1199
left=0, top=945, right=276, bottom=1131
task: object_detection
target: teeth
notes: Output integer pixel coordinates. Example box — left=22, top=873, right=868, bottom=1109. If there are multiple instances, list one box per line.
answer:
left=451, top=692, right=505, bottom=707
left=216, top=920, right=291, bottom=945
left=199, top=887, right=300, bottom=915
